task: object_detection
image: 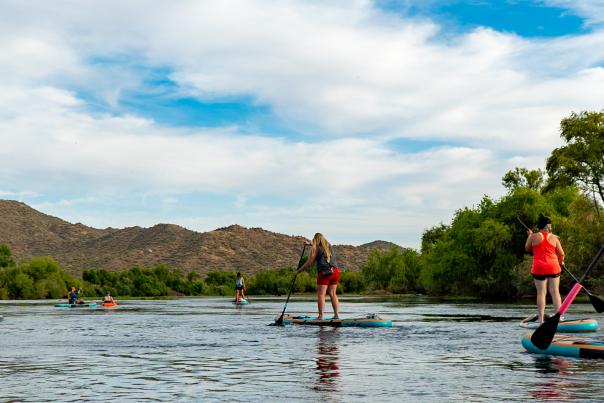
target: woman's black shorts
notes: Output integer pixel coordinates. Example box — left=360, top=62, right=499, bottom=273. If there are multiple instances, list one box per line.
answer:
left=532, top=273, right=561, bottom=281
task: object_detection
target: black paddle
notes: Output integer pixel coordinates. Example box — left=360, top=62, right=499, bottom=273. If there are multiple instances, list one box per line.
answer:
left=561, top=263, right=604, bottom=313
left=531, top=244, right=604, bottom=350
left=272, top=245, right=307, bottom=326
left=517, top=216, right=604, bottom=313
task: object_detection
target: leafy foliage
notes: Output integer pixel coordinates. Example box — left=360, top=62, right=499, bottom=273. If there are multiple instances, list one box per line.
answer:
left=502, top=168, right=545, bottom=192
left=546, top=111, right=604, bottom=205
left=0, top=244, right=15, bottom=268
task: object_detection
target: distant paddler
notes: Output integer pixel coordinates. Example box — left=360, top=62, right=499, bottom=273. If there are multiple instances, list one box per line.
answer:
left=235, top=272, right=247, bottom=302
left=67, top=287, right=86, bottom=305
left=102, top=292, right=117, bottom=307
left=297, top=233, right=340, bottom=320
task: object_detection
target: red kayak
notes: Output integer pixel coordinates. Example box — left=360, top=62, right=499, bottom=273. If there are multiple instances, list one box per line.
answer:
left=102, top=301, right=118, bottom=308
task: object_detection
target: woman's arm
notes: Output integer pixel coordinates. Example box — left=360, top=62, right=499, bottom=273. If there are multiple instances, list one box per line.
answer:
left=297, top=246, right=317, bottom=273
left=555, top=237, right=565, bottom=264
left=525, top=231, right=534, bottom=252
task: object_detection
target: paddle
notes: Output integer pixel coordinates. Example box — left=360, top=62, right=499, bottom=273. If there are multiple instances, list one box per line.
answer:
left=531, top=244, right=604, bottom=350
left=561, top=263, right=604, bottom=313
left=243, top=281, right=251, bottom=304
left=517, top=216, right=604, bottom=313
left=272, top=245, right=307, bottom=326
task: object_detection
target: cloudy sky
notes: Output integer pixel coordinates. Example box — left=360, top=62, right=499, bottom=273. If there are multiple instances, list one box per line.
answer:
left=1, top=0, right=603, bottom=248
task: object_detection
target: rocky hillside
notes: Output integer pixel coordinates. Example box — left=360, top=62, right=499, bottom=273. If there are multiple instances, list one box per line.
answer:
left=0, top=200, right=399, bottom=276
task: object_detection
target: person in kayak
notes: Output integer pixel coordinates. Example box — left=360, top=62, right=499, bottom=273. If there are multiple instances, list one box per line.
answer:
left=297, top=233, right=340, bottom=320
left=525, top=214, right=565, bottom=322
left=235, top=272, right=246, bottom=302
left=103, top=292, right=115, bottom=304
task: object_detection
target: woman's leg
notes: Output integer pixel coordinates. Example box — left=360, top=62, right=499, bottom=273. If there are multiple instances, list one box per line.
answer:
left=317, top=285, right=328, bottom=319
left=327, top=285, right=339, bottom=318
left=547, top=277, right=562, bottom=313
left=534, top=279, right=547, bottom=322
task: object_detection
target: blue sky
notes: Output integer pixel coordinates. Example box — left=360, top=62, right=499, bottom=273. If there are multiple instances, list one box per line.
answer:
left=1, top=0, right=603, bottom=248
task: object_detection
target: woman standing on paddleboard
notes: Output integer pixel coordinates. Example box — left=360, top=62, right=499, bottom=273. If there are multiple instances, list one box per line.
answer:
left=525, top=214, right=565, bottom=322
left=297, top=233, right=340, bottom=320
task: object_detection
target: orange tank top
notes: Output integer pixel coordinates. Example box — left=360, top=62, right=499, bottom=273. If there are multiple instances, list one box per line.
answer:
left=531, top=231, right=561, bottom=275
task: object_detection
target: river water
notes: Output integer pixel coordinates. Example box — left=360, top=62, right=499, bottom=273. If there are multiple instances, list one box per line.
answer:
left=1, top=296, right=603, bottom=402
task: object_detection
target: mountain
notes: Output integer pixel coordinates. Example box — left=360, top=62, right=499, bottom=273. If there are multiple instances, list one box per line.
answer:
left=0, top=200, right=400, bottom=276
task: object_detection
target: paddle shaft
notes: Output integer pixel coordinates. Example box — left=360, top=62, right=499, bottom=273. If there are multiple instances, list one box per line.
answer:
left=553, top=245, right=604, bottom=315
left=276, top=245, right=307, bottom=323
left=516, top=216, right=533, bottom=233
left=577, top=245, right=604, bottom=283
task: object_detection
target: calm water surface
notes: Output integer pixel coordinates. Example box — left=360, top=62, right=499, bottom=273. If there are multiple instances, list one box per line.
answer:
left=1, top=297, right=603, bottom=402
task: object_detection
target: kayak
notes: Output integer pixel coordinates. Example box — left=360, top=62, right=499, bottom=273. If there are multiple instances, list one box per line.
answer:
left=280, top=314, right=392, bottom=327
left=521, top=332, right=604, bottom=359
left=520, top=317, right=599, bottom=333
left=102, top=301, right=118, bottom=308
left=232, top=299, right=249, bottom=305
left=55, top=303, right=97, bottom=308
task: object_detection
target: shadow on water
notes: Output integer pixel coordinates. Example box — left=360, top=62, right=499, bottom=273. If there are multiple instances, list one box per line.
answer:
left=411, top=313, right=521, bottom=323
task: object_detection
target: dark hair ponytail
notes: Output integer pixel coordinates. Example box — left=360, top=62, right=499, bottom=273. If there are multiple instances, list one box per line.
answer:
left=537, top=214, right=551, bottom=230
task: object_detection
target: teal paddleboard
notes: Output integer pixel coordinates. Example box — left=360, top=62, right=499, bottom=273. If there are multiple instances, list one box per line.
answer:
left=232, top=299, right=249, bottom=305
left=520, top=317, right=598, bottom=333
left=281, top=314, right=392, bottom=327
left=521, top=332, right=604, bottom=359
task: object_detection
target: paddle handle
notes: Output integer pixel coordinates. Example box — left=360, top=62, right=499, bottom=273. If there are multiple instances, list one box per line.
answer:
left=558, top=283, right=582, bottom=315
left=578, top=244, right=604, bottom=283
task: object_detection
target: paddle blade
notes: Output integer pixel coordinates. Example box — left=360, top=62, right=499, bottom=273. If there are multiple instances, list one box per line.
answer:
left=271, top=315, right=285, bottom=326
left=588, top=293, right=604, bottom=313
left=530, top=312, right=561, bottom=350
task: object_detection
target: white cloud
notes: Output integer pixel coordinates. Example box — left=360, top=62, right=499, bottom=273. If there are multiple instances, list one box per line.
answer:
left=544, top=0, right=604, bottom=26
left=1, top=0, right=603, bottom=246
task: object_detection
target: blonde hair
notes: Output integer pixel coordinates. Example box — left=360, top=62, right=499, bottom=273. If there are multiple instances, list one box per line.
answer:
left=311, top=233, right=331, bottom=263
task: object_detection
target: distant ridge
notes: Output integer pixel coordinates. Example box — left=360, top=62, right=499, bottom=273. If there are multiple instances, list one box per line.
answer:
left=0, top=200, right=402, bottom=275
left=360, top=240, right=403, bottom=250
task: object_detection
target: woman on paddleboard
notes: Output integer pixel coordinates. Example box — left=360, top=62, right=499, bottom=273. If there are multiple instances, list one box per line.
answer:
left=235, top=272, right=246, bottom=302
left=297, top=233, right=340, bottom=320
left=525, top=214, right=565, bottom=322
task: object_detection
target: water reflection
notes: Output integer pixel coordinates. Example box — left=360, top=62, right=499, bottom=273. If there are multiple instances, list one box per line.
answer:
left=531, top=357, right=575, bottom=400
left=314, top=327, right=340, bottom=391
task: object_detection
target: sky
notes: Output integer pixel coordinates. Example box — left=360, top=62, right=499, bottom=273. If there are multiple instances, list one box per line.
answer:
left=1, top=0, right=604, bottom=249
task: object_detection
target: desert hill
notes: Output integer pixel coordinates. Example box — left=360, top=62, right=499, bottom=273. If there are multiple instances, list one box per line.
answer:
left=0, top=200, right=399, bottom=275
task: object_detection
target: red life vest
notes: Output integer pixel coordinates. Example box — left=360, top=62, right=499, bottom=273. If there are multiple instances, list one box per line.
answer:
left=531, top=231, right=561, bottom=275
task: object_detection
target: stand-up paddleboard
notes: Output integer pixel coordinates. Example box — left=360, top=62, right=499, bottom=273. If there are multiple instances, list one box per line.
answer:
left=232, top=299, right=249, bottom=305
left=54, top=303, right=97, bottom=308
left=521, top=332, right=604, bottom=359
left=520, top=316, right=598, bottom=333
left=280, top=314, right=392, bottom=327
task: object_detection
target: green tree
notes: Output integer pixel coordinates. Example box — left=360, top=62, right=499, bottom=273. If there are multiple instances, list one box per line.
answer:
left=362, top=247, right=422, bottom=293
left=546, top=111, right=604, bottom=207
left=0, top=244, right=15, bottom=268
left=502, top=168, right=545, bottom=192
